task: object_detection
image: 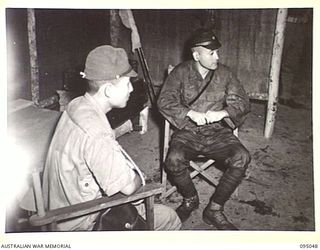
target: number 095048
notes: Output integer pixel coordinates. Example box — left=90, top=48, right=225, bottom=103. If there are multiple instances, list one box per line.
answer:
left=300, top=244, right=318, bottom=248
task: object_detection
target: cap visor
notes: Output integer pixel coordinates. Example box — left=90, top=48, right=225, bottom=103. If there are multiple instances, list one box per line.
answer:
left=124, top=69, right=138, bottom=78
left=202, top=41, right=221, bottom=50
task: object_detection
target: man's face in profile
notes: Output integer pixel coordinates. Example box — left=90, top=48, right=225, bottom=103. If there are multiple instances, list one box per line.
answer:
left=108, top=77, right=133, bottom=108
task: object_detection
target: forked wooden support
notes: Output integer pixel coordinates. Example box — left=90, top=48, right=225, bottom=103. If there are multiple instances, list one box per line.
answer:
left=161, top=119, right=240, bottom=201
left=29, top=179, right=163, bottom=231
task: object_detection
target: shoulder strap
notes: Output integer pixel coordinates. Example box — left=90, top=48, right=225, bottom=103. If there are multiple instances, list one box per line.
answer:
left=188, top=70, right=214, bottom=106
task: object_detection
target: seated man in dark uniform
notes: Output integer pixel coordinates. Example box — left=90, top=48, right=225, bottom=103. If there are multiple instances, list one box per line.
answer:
left=157, top=28, right=251, bottom=230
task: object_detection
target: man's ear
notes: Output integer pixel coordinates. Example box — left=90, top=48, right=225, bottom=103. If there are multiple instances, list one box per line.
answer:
left=103, top=82, right=113, bottom=98
left=192, top=51, right=200, bottom=61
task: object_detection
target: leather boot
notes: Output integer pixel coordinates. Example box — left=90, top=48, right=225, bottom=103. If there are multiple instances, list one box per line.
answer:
left=202, top=202, right=238, bottom=230
left=176, top=195, right=199, bottom=222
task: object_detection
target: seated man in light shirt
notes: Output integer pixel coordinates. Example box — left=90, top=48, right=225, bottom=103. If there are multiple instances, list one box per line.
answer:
left=43, top=45, right=181, bottom=231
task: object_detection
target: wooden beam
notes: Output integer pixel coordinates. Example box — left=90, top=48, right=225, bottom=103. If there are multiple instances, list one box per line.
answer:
left=145, top=196, right=155, bottom=230
left=110, top=10, right=121, bottom=47
left=27, top=9, right=40, bottom=105
left=29, top=183, right=162, bottom=227
left=32, top=172, right=45, bottom=217
left=161, top=159, right=216, bottom=199
left=264, top=8, right=288, bottom=138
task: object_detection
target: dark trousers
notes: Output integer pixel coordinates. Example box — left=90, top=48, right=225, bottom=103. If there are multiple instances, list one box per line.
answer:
left=165, top=126, right=251, bottom=206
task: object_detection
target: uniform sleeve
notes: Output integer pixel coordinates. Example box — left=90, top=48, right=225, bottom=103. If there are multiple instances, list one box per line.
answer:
left=157, top=69, right=190, bottom=129
left=224, top=71, right=250, bottom=127
left=84, top=134, right=136, bottom=197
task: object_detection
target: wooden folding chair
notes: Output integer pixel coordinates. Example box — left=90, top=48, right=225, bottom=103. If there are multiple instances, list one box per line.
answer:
left=8, top=99, right=162, bottom=231
left=29, top=175, right=162, bottom=231
left=160, top=119, right=238, bottom=200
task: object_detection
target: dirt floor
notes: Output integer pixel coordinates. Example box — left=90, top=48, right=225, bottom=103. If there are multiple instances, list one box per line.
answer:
left=118, top=98, right=314, bottom=231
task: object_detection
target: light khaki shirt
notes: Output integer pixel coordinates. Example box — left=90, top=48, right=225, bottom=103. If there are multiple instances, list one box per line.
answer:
left=42, top=93, right=136, bottom=231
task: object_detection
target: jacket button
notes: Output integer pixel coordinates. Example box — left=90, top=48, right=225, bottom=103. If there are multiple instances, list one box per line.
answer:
left=85, top=183, right=89, bottom=187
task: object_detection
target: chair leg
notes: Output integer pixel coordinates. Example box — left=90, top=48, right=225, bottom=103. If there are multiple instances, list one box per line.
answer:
left=161, top=186, right=178, bottom=200
left=161, top=119, right=171, bottom=200
left=32, top=173, right=46, bottom=217
left=189, top=160, right=218, bottom=187
left=161, top=160, right=217, bottom=200
left=48, top=221, right=57, bottom=231
left=145, top=196, right=154, bottom=230
left=160, top=166, right=168, bottom=201
left=32, top=172, right=48, bottom=232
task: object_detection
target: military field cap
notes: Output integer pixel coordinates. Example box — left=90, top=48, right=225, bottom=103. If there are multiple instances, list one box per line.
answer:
left=82, top=45, right=137, bottom=80
left=189, top=28, right=221, bottom=50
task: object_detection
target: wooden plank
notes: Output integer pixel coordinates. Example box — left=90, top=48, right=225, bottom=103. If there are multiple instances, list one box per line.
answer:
left=161, top=116, right=238, bottom=199
left=190, top=160, right=218, bottom=186
left=29, top=183, right=162, bottom=227
left=134, top=9, right=276, bottom=96
left=161, top=120, right=170, bottom=188
left=264, top=9, right=288, bottom=138
left=161, top=186, right=177, bottom=199
left=145, top=196, right=154, bottom=230
left=110, top=9, right=120, bottom=47
left=32, top=172, right=46, bottom=217
left=7, top=99, right=34, bottom=114
left=161, top=159, right=216, bottom=199
left=27, top=9, right=40, bottom=105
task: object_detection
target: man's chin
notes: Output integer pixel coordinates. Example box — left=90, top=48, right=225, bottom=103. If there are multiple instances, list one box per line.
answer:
left=211, top=63, right=218, bottom=70
left=120, top=101, right=129, bottom=108
left=206, top=64, right=218, bottom=71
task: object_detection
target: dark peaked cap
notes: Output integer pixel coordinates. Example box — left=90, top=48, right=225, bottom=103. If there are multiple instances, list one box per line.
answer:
left=189, top=28, right=221, bottom=50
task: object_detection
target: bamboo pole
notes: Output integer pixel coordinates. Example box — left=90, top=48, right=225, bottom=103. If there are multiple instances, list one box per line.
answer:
left=110, top=9, right=121, bottom=47
left=264, top=8, right=288, bottom=138
left=27, top=9, right=40, bottom=105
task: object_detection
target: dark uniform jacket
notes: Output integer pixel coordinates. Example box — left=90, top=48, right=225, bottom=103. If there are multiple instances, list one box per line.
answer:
left=157, top=60, right=250, bottom=132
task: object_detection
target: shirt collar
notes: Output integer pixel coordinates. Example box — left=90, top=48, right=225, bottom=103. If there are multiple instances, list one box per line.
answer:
left=84, top=93, right=104, bottom=113
left=190, top=60, right=218, bottom=82
left=190, top=61, right=210, bottom=81
left=83, top=92, right=114, bottom=136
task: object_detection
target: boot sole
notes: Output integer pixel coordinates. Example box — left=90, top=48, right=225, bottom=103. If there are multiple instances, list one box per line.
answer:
left=177, top=205, right=200, bottom=222
left=202, top=215, right=215, bottom=226
left=202, top=214, right=238, bottom=230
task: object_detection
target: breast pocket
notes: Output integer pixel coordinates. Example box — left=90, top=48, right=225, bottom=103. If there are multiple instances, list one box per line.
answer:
left=183, top=86, right=197, bottom=104
left=205, top=91, right=226, bottom=103
left=79, top=175, right=100, bottom=199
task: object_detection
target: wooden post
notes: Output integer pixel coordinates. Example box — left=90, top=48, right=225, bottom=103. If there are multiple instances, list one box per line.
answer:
left=160, top=119, right=170, bottom=200
left=264, top=8, right=288, bottom=138
left=145, top=196, right=154, bottom=230
left=27, top=9, right=40, bottom=106
left=27, top=9, right=59, bottom=109
left=110, top=10, right=121, bottom=47
left=32, top=172, right=46, bottom=217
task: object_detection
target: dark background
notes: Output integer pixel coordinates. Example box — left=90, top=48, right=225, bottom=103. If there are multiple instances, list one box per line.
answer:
left=7, top=9, right=312, bottom=104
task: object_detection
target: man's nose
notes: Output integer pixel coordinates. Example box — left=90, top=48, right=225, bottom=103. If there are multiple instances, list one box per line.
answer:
left=214, top=52, right=219, bottom=60
left=129, top=82, right=133, bottom=93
